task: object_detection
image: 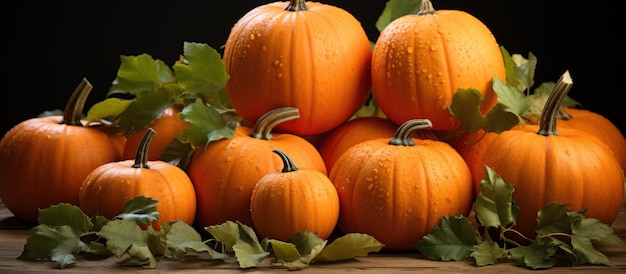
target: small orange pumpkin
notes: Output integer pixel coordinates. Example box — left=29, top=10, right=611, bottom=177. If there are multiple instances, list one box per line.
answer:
left=482, top=71, right=624, bottom=239
left=187, top=107, right=327, bottom=229
left=371, top=0, right=505, bottom=131
left=0, top=79, right=125, bottom=223
left=223, top=0, right=372, bottom=135
left=330, top=119, right=473, bottom=251
left=79, top=128, right=197, bottom=227
left=250, top=148, right=339, bottom=241
left=122, top=104, right=188, bottom=161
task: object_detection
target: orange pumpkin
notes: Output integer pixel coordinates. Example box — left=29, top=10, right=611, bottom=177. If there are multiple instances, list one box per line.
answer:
left=557, top=107, right=626, bottom=171
left=187, top=107, right=327, bottom=229
left=250, top=149, right=339, bottom=241
left=79, top=128, right=197, bottom=227
left=371, top=0, right=505, bottom=131
left=330, top=119, right=473, bottom=251
left=482, top=71, right=624, bottom=239
left=319, top=116, right=438, bottom=172
left=122, top=104, right=188, bottom=161
left=0, top=79, right=125, bottom=223
left=223, top=0, right=372, bottom=135
left=448, top=129, right=500, bottom=193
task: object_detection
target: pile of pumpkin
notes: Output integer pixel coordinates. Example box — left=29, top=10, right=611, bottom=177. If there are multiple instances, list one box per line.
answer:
left=0, top=0, right=624, bottom=252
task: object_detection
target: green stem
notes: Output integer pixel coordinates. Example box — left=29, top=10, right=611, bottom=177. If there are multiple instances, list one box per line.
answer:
left=389, top=119, right=433, bottom=146
left=132, top=128, right=156, bottom=169
left=60, top=78, right=92, bottom=126
left=285, top=0, right=308, bottom=11
left=273, top=148, right=298, bottom=173
left=537, top=71, right=573, bottom=136
left=249, top=107, right=300, bottom=140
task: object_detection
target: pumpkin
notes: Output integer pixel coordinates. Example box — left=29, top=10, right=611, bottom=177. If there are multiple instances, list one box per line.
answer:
left=557, top=107, right=626, bottom=171
left=250, top=149, right=339, bottom=241
left=187, top=107, right=327, bottom=229
left=319, top=116, right=437, bottom=172
left=482, top=71, right=624, bottom=239
left=223, top=0, right=372, bottom=136
left=79, top=128, right=197, bottom=227
left=122, top=104, right=188, bottom=161
left=449, top=129, right=500, bottom=190
left=371, top=0, right=506, bottom=131
left=330, top=119, right=473, bottom=251
left=0, top=79, right=125, bottom=223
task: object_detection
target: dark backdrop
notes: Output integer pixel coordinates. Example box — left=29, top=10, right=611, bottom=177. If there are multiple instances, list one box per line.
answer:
left=4, top=1, right=622, bottom=136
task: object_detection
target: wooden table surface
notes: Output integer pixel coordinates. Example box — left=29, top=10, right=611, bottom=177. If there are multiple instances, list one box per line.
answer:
left=1, top=199, right=625, bottom=273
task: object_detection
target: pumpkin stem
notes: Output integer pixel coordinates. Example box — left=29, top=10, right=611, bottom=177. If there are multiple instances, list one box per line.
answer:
left=60, top=78, right=92, bottom=127
left=557, top=106, right=573, bottom=120
left=537, top=71, right=573, bottom=136
left=389, top=119, right=433, bottom=146
left=273, top=148, right=299, bottom=173
left=132, top=128, right=156, bottom=169
left=249, top=107, right=300, bottom=140
left=285, top=0, right=308, bottom=11
left=417, top=0, right=436, bottom=15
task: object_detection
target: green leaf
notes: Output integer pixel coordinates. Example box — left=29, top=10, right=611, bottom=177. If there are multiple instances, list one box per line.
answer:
left=475, top=166, right=519, bottom=228
left=116, top=243, right=156, bottom=268
left=115, top=196, right=160, bottom=225
left=37, top=203, right=93, bottom=234
left=173, top=42, right=231, bottom=109
left=570, top=235, right=610, bottom=266
left=267, top=239, right=301, bottom=263
left=18, top=224, right=88, bottom=268
left=414, top=214, right=478, bottom=261
left=483, top=103, right=520, bottom=133
left=178, top=99, right=237, bottom=148
left=97, top=219, right=151, bottom=258
left=492, top=77, right=530, bottom=117
left=535, top=203, right=574, bottom=235
left=470, top=240, right=507, bottom=266
left=571, top=216, right=626, bottom=248
left=508, top=242, right=557, bottom=269
left=205, top=221, right=239, bottom=253
left=108, top=53, right=175, bottom=96
left=449, top=88, right=487, bottom=133
left=109, top=86, right=175, bottom=136
left=315, top=233, right=383, bottom=262
left=232, top=221, right=270, bottom=268
left=375, top=0, right=421, bottom=32
left=86, top=97, right=133, bottom=124
left=165, top=221, right=229, bottom=260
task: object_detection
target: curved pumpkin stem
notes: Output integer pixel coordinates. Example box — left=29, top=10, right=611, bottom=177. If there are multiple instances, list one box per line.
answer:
left=60, top=78, right=92, bottom=127
left=132, top=128, right=156, bottom=169
left=537, top=71, right=573, bottom=136
left=249, top=107, right=300, bottom=140
left=285, top=0, right=308, bottom=11
left=557, top=106, right=573, bottom=120
left=273, top=148, right=299, bottom=173
left=389, top=119, right=433, bottom=146
left=417, top=0, right=436, bottom=15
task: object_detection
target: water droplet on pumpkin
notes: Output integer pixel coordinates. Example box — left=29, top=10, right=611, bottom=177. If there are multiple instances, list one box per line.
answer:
left=406, top=47, right=413, bottom=54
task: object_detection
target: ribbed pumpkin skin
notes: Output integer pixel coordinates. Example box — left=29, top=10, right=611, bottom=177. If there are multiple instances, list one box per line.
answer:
left=449, top=129, right=500, bottom=189
left=558, top=107, right=626, bottom=171
left=371, top=8, right=505, bottom=131
left=78, top=160, right=197, bottom=226
left=250, top=151, right=339, bottom=241
left=223, top=1, right=372, bottom=135
left=0, top=116, right=125, bottom=223
left=187, top=126, right=327, bottom=229
left=483, top=125, right=625, bottom=239
left=330, top=137, right=473, bottom=251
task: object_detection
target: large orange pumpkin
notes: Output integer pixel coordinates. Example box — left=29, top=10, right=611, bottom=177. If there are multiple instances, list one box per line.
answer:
left=330, top=119, right=473, bottom=251
left=187, top=107, right=327, bottom=229
left=79, top=128, right=197, bottom=227
left=223, top=0, right=372, bottom=135
left=482, top=71, right=624, bottom=239
left=371, top=0, right=505, bottom=131
left=0, top=79, right=125, bottom=223
left=250, top=149, right=339, bottom=241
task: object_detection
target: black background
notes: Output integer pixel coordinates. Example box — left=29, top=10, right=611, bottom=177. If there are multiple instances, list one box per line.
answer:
left=4, top=1, right=622, bottom=136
